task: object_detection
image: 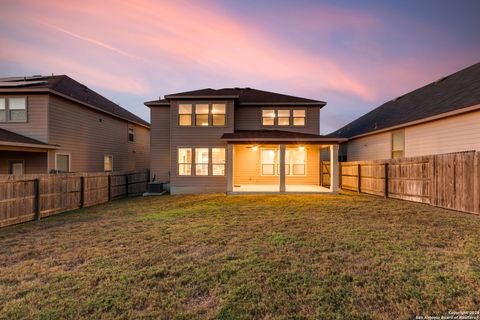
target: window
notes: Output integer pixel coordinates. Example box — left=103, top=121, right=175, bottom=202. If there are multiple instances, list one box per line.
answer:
left=128, top=127, right=135, bottom=142
left=56, top=153, right=70, bottom=172
left=286, top=149, right=306, bottom=175
left=104, top=155, right=113, bottom=172
left=0, top=98, right=5, bottom=122
left=8, top=160, right=24, bottom=175
left=8, top=97, right=27, bottom=122
left=212, top=104, right=226, bottom=126
left=261, top=149, right=277, bottom=175
left=262, top=110, right=275, bottom=126
left=293, top=110, right=305, bottom=126
left=195, top=104, right=209, bottom=126
left=178, top=148, right=192, bottom=175
left=212, top=148, right=226, bottom=175
left=277, top=110, right=290, bottom=126
left=178, top=104, right=192, bottom=126
left=0, top=97, right=27, bottom=122
left=391, top=130, right=404, bottom=159
left=195, top=148, right=209, bottom=175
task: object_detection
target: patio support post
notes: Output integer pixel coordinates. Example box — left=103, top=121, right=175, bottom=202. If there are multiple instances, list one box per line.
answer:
left=227, top=144, right=234, bottom=193
left=279, top=144, right=286, bottom=192
left=330, top=144, right=339, bottom=193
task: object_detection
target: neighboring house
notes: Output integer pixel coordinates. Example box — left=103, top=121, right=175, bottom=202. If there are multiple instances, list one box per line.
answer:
left=145, top=88, right=346, bottom=194
left=0, top=75, right=150, bottom=174
left=332, top=62, right=480, bottom=161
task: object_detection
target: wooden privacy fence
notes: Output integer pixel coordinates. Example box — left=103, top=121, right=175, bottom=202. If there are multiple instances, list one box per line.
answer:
left=340, top=151, right=480, bottom=214
left=0, top=169, right=149, bottom=228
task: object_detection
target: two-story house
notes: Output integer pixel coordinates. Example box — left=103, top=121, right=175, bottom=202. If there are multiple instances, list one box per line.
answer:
left=0, top=75, right=150, bottom=174
left=145, top=88, right=346, bottom=194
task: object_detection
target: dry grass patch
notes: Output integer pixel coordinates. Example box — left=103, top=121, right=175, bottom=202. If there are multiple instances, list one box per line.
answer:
left=0, top=192, right=479, bottom=319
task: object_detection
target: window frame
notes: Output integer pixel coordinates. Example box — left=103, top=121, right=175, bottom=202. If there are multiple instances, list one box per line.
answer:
left=194, top=147, right=210, bottom=176
left=177, top=102, right=227, bottom=127
left=0, top=97, right=28, bottom=123
left=8, top=159, right=25, bottom=175
left=55, top=152, right=71, bottom=173
left=178, top=103, right=193, bottom=126
left=391, top=129, right=405, bottom=159
left=261, top=108, right=306, bottom=128
left=178, top=147, right=193, bottom=176
left=177, top=147, right=227, bottom=177
left=260, top=148, right=278, bottom=176
left=286, top=148, right=307, bottom=176
left=211, top=147, right=226, bottom=176
left=128, top=126, right=135, bottom=142
left=104, top=155, right=113, bottom=172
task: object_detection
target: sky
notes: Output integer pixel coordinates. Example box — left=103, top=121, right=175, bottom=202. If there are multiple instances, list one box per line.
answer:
left=0, top=0, right=479, bottom=134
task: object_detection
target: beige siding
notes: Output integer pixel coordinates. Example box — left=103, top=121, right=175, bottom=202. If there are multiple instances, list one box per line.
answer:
left=48, top=95, right=149, bottom=172
left=0, top=151, right=48, bottom=174
left=234, top=106, right=320, bottom=134
left=233, top=144, right=320, bottom=185
left=169, top=100, right=234, bottom=194
left=405, top=110, right=480, bottom=156
left=346, top=109, right=480, bottom=161
left=150, top=107, right=170, bottom=182
left=346, top=132, right=391, bottom=161
left=0, top=94, right=49, bottom=142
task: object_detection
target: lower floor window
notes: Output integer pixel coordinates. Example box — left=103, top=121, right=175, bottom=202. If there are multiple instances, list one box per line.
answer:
left=104, top=155, right=113, bottom=172
left=56, top=153, right=70, bottom=172
left=178, top=147, right=226, bottom=176
left=260, top=148, right=306, bottom=176
left=178, top=148, right=192, bottom=175
left=8, top=160, right=24, bottom=175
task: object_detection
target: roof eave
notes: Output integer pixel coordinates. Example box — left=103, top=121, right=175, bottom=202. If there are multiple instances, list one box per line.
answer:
left=239, top=102, right=326, bottom=107
left=221, top=137, right=347, bottom=142
left=0, top=141, right=59, bottom=149
left=347, top=102, right=480, bottom=140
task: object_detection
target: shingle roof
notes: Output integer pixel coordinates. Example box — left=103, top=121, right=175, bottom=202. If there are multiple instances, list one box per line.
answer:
left=0, top=127, right=57, bottom=148
left=146, top=88, right=326, bottom=106
left=0, top=75, right=149, bottom=127
left=332, top=62, right=480, bottom=138
left=221, top=130, right=346, bottom=142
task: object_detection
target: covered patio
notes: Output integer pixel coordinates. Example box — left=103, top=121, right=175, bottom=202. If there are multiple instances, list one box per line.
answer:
left=221, top=130, right=347, bottom=194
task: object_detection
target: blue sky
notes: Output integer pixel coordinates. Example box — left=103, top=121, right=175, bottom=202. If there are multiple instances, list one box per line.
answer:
left=0, top=0, right=479, bottom=133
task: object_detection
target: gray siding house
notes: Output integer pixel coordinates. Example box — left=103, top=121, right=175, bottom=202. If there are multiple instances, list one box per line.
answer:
left=0, top=75, right=150, bottom=174
left=332, top=62, right=480, bottom=161
left=146, top=88, right=346, bottom=194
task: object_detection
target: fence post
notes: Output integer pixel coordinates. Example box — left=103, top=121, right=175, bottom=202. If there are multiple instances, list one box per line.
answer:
left=34, top=178, right=41, bottom=220
left=80, top=176, right=85, bottom=208
left=339, top=163, right=342, bottom=189
left=107, top=174, right=111, bottom=201
left=320, top=161, right=323, bottom=186
left=357, top=164, right=361, bottom=193
left=125, top=173, right=130, bottom=197
left=384, top=163, right=389, bottom=198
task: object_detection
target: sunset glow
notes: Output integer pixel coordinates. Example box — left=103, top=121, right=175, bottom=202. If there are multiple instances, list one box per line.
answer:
left=1, top=0, right=479, bottom=133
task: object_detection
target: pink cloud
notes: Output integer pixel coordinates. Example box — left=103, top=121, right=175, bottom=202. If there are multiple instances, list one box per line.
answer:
left=0, top=0, right=376, bottom=100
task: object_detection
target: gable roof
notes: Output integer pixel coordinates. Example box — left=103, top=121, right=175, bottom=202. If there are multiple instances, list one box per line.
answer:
left=332, top=62, right=480, bottom=138
left=0, top=127, right=58, bottom=149
left=146, top=88, right=326, bottom=106
left=0, top=75, right=149, bottom=127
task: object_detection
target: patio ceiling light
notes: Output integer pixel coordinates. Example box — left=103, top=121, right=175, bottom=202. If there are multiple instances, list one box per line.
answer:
left=298, top=146, right=305, bottom=151
left=252, top=145, right=259, bottom=151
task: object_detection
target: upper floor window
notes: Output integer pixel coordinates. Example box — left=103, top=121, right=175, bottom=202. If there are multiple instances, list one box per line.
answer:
left=293, top=110, right=306, bottom=126
left=391, top=130, right=404, bottom=159
left=178, top=103, right=226, bottom=127
left=128, top=127, right=135, bottom=142
left=262, top=108, right=305, bottom=127
left=0, top=97, right=27, bottom=122
left=178, top=104, right=193, bottom=126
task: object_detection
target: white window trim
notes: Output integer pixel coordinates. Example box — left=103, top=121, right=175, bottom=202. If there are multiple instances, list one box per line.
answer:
left=128, top=126, right=135, bottom=142
left=391, top=129, right=405, bottom=159
left=259, top=147, right=307, bottom=176
left=0, top=96, right=28, bottom=123
left=55, top=152, right=71, bottom=172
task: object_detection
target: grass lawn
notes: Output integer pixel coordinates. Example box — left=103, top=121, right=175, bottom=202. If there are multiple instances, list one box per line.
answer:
left=0, top=192, right=479, bottom=319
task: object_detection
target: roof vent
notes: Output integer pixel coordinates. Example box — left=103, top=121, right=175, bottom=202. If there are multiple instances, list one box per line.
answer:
left=434, top=76, right=449, bottom=85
